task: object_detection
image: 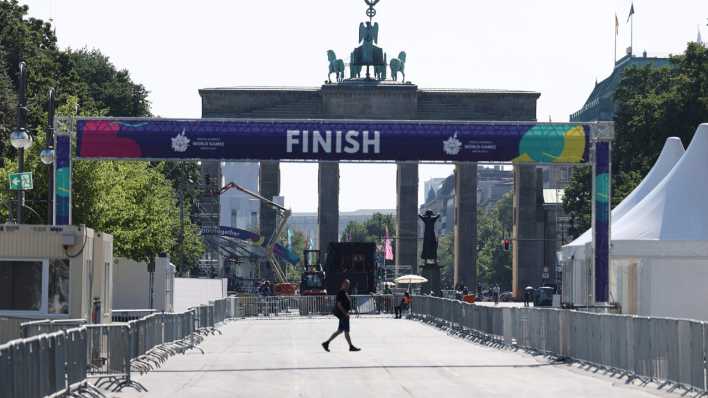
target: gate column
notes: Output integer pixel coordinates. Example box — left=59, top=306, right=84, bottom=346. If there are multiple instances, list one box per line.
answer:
left=318, top=161, right=340, bottom=259
left=396, top=162, right=419, bottom=275
left=259, top=160, right=280, bottom=280
left=454, top=162, right=477, bottom=290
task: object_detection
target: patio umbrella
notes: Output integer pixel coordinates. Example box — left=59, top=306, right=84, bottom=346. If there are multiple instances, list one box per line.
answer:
left=383, top=281, right=396, bottom=287
left=394, top=274, right=428, bottom=284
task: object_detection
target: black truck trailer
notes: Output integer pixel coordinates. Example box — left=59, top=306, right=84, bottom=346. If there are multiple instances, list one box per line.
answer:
left=324, top=242, right=377, bottom=294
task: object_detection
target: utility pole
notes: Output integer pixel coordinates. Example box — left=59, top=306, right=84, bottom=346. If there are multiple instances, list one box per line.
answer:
left=44, top=88, right=56, bottom=224
left=13, top=62, right=29, bottom=224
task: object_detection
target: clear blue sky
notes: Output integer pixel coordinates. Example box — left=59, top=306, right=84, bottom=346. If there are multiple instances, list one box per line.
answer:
left=21, top=0, right=708, bottom=211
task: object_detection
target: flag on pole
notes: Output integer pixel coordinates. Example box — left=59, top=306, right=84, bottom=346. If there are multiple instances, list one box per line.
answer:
left=615, top=14, right=619, bottom=35
left=698, top=26, right=703, bottom=45
left=384, top=226, right=394, bottom=261
left=626, top=3, right=634, bottom=23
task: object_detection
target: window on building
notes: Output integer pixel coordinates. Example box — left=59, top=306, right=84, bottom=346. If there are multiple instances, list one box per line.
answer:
left=251, top=212, right=258, bottom=229
left=231, top=209, right=238, bottom=228
left=48, top=259, right=70, bottom=314
left=0, top=260, right=43, bottom=311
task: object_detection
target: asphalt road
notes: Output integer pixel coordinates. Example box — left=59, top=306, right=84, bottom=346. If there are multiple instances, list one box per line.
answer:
left=113, top=317, right=674, bottom=398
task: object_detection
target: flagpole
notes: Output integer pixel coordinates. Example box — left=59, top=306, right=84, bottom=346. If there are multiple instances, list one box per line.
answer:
left=630, top=13, right=634, bottom=55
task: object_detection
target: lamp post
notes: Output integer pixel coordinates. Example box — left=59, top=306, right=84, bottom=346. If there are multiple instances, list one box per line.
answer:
left=9, top=62, right=32, bottom=224
left=41, top=88, right=56, bottom=224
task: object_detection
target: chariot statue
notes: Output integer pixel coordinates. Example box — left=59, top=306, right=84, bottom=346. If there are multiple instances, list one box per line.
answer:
left=351, top=20, right=386, bottom=79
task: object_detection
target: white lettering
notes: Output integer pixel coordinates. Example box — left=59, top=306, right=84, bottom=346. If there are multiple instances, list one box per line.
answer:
left=302, top=130, right=309, bottom=153
left=286, top=130, right=300, bottom=153
left=344, top=130, right=360, bottom=153
left=312, top=130, right=332, bottom=153
left=362, top=130, right=380, bottom=154
left=335, top=130, right=343, bottom=153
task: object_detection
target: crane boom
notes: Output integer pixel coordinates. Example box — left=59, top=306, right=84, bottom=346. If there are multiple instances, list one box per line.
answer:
left=217, top=182, right=291, bottom=283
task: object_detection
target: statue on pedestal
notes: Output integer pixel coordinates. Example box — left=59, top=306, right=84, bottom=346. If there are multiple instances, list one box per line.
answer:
left=419, top=210, right=442, bottom=296
left=419, top=210, right=440, bottom=262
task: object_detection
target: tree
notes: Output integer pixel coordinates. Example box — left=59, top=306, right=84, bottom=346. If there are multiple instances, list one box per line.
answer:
left=476, top=192, right=513, bottom=290
left=341, top=213, right=395, bottom=244
left=563, top=42, right=708, bottom=237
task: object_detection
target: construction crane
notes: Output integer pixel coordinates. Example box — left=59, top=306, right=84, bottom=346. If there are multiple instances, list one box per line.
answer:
left=216, top=182, right=291, bottom=285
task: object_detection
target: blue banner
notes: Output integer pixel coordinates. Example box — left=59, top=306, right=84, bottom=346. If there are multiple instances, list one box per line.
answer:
left=54, top=134, right=71, bottom=225
left=594, top=142, right=610, bottom=302
left=201, top=226, right=300, bottom=265
left=77, top=118, right=591, bottom=163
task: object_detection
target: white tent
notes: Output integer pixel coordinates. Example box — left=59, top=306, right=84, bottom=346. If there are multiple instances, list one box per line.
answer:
left=560, top=136, right=685, bottom=306
left=610, top=124, right=708, bottom=320
left=613, top=125, right=708, bottom=240
left=562, top=136, right=685, bottom=255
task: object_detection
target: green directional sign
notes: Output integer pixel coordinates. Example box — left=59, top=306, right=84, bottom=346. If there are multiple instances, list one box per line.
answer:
left=9, top=172, right=33, bottom=191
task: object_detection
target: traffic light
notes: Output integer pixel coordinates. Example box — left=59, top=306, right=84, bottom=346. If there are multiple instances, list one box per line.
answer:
left=502, top=239, right=511, bottom=252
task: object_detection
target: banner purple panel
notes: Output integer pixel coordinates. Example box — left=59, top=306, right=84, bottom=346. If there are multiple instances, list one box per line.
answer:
left=54, top=134, right=71, bottom=225
left=76, top=118, right=591, bottom=163
left=594, top=141, right=610, bottom=302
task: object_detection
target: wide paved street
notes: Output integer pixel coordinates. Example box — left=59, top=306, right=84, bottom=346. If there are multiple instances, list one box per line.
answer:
left=114, top=317, right=672, bottom=398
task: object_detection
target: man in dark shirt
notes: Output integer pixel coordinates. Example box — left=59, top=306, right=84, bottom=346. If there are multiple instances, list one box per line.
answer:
left=322, top=279, right=361, bottom=352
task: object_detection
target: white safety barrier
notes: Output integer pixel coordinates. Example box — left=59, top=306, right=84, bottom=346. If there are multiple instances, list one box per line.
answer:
left=409, top=296, right=707, bottom=393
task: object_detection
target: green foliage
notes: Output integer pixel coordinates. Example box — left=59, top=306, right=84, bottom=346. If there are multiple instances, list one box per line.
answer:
left=476, top=192, right=513, bottom=290
left=0, top=0, right=204, bottom=268
left=438, top=233, right=454, bottom=289
left=341, top=212, right=396, bottom=244
left=282, top=229, right=307, bottom=282
left=563, top=43, right=708, bottom=237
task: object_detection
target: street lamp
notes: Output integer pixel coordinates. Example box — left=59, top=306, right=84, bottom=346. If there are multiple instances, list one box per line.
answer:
left=10, top=129, right=32, bottom=150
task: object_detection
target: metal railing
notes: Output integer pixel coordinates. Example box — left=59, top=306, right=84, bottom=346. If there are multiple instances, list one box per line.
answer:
left=1, top=297, right=235, bottom=397
left=229, top=294, right=396, bottom=318
left=409, top=296, right=708, bottom=393
left=112, top=309, right=157, bottom=322
left=20, top=319, right=88, bottom=338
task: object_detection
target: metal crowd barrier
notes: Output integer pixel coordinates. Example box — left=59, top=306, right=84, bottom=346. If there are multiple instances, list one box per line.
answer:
left=2, top=300, right=233, bottom=397
left=0, top=327, right=101, bottom=398
left=409, top=296, right=708, bottom=393
left=112, top=309, right=157, bottom=322
left=229, top=294, right=395, bottom=318
left=20, top=318, right=88, bottom=338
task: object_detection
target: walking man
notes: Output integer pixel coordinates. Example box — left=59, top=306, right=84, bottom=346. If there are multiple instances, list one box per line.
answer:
left=322, top=279, right=361, bottom=352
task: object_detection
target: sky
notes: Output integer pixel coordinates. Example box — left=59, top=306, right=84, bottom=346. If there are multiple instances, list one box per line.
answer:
left=20, top=0, right=708, bottom=212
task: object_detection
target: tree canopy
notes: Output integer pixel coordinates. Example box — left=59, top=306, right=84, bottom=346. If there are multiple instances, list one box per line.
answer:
left=0, top=0, right=204, bottom=268
left=563, top=42, right=708, bottom=237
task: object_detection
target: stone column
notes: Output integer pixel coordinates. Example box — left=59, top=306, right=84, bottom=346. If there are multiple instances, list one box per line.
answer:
left=259, top=160, right=280, bottom=280
left=318, top=161, right=339, bottom=259
left=396, top=162, right=419, bottom=275
left=512, top=165, right=545, bottom=298
left=454, top=162, right=477, bottom=290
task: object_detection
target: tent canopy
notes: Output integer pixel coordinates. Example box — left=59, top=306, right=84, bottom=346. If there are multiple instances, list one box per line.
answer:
left=613, top=124, right=708, bottom=240
left=562, top=136, right=685, bottom=256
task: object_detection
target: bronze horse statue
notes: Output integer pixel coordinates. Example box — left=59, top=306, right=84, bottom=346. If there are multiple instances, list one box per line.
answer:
left=327, top=50, right=345, bottom=83
left=390, top=51, right=406, bottom=82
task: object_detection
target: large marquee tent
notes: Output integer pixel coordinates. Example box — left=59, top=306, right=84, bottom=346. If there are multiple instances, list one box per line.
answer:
left=610, top=124, right=708, bottom=320
left=560, top=135, right=686, bottom=307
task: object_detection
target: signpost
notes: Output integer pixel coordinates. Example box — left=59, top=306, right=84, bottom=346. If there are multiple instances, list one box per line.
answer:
left=9, top=172, right=33, bottom=191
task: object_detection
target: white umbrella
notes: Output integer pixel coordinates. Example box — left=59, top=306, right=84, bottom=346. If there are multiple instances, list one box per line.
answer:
left=394, top=274, right=428, bottom=284
left=383, top=281, right=396, bottom=287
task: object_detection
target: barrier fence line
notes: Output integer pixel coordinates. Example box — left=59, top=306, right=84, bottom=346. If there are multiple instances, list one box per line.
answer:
left=1, top=297, right=237, bottom=398
left=408, top=296, right=707, bottom=393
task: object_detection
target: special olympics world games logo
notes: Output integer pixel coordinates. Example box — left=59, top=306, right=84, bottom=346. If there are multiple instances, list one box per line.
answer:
left=171, top=129, right=190, bottom=152
left=443, top=133, right=462, bottom=155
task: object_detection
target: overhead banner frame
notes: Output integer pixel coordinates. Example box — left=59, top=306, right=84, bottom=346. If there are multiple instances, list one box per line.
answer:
left=55, top=116, right=613, bottom=303
left=73, top=117, right=599, bottom=164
